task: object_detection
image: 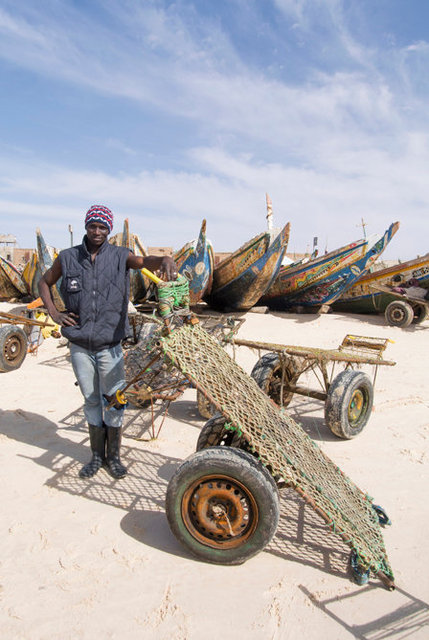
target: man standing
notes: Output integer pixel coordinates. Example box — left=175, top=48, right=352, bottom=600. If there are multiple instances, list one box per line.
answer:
left=39, top=205, right=177, bottom=480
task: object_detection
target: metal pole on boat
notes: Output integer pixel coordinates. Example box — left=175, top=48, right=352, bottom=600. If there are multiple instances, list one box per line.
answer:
left=68, top=224, right=73, bottom=247
left=265, top=193, right=274, bottom=231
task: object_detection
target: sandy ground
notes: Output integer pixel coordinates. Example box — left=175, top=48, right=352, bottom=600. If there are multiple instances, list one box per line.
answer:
left=1, top=301, right=428, bottom=639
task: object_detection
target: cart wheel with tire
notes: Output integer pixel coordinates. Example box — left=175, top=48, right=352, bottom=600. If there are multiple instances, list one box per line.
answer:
left=384, top=300, right=414, bottom=327
left=412, top=303, right=429, bottom=324
left=0, top=324, right=28, bottom=372
left=250, top=352, right=301, bottom=408
left=196, top=413, right=246, bottom=450
left=166, top=447, right=280, bottom=565
left=324, top=370, right=374, bottom=439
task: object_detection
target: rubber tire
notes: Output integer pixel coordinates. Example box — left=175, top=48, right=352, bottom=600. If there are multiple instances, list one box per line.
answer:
left=412, top=304, right=429, bottom=324
left=385, top=300, right=413, bottom=328
left=250, top=352, right=300, bottom=408
left=165, top=447, right=280, bottom=565
left=196, top=414, right=245, bottom=451
left=325, top=370, right=373, bottom=439
left=196, top=389, right=216, bottom=419
left=0, top=325, right=28, bottom=372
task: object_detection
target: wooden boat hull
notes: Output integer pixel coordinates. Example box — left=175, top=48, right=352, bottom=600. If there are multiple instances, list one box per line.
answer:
left=110, top=220, right=150, bottom=303
left=206, top=223, right=290, bottom=311
left=332, top=253, right=429, bottom=314
left=266, top=222, right=400, bottom=311
left=0, top=256, right=28, bottom=298
left=174, top=219, right=214, bottom=305
left=36, top=229, right=64, bottom=309
left=261, top=239, right=368, bottom=304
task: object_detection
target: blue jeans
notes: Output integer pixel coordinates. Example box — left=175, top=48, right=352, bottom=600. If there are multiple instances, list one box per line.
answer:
left=70, top=343, right=126, bottom=428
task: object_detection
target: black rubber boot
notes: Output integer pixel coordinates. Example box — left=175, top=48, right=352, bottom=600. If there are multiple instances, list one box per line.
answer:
left=105, top=426, right=127, bottom=479
left=79, top=424, right=106, bottom=478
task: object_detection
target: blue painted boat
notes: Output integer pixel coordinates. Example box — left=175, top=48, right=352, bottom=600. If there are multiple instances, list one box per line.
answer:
left=174, top=219, right=214, bottom=305
left=265, top=222, right=400, bottom=311
left=206, top=223, right=290, bottom=311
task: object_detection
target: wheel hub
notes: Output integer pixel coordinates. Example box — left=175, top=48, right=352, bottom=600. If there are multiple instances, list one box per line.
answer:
left=348, top=389, right=365, bottom=425
left=182, top=475, right=258, bottom=549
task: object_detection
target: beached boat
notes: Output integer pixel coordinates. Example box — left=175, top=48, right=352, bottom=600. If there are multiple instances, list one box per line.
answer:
left=332, top=252, right=429, bottom=314
left=206, top=222, right=290, bottom=311
left=22, top=252, right=41, bottom=300
left=110, top=219, right=150, bottom=303
left=262, top=222, right=400, bottom=311
left=0, top=256, right=27, bottom=300
left=174, top=219, right=214, bottom=305
left=36, top=229, right=65, bottom=309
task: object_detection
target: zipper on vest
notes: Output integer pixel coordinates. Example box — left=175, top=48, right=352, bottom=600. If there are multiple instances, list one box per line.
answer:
left=89, top=255, right=97, bottom=351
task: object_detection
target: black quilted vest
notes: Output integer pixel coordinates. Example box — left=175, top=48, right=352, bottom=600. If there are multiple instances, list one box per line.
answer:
left=59, top=237, right=130, bottom=351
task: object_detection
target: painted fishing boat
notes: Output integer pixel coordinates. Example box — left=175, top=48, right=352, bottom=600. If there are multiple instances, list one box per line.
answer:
left=0, top=256, right=27, bottom=300
left=205, top=222, right=290, bottom=311
left=260, top=238, right=368, bottom=307
left=35, top=229, right=65, bottom=309
left=332, top=252, right=429, bottom=314
left=22, top=252, right=41, bottom=300
left=173, top=219, right=214, bottom=305
left=263, top=222, right=400, bottom=311
left=110, top=219, right=150, bottom=303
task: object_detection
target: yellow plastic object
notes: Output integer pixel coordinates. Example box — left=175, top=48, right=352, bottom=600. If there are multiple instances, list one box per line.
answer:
left=115, top=389, right=128, bottom=405
left=141, top=268, right=162, bottom=284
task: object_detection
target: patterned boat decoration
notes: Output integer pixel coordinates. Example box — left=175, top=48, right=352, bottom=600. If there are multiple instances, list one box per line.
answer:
left=264, top=222, right=400, bottom=311
left=206, top=223, right=290, bottom=311
left=332, top=252, right=429, bottom=314
left=261, top=238, right=369, bottom=305
left=174, top=219, right=214, bottom=305
left=0, top=256, right=28, bottom=300
left=22, top=252, right=41, bottom=300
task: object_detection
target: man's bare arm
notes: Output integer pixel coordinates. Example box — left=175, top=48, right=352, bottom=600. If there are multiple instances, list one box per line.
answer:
left=127, top=253, right=177, bottom=280
left=38, top=258, right=79, bottom=327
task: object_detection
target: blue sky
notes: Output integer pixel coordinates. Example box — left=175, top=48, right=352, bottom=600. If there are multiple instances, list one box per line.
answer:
left=0, top=0, right=428, bottom=260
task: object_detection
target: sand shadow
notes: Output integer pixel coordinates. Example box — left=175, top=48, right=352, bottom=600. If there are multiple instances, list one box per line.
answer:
left=0, top=407, right=387, bottom=590
left=299, top=583, right=429, bottom=639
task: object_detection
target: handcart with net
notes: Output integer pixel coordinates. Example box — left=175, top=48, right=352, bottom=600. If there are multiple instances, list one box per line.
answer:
left=211, top=333, right=395, bottom=439
left=112, top=269, right=396, bottom=590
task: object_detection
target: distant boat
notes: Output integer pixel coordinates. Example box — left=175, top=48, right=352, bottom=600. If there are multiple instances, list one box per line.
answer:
left=332, top=252, right=429, bottom=314
left=174, top=219, right=214, bottom=305
left=206, top=222, right=290, bottom=311
left=110, top=219, right=151, bottom=303
left=262, top=222, right=400, bottom=311
left=0, top=256, right=27, bottom=300
left=35, top=228, right=65, bottom=309
left=22, top=252, right=41, bottom=300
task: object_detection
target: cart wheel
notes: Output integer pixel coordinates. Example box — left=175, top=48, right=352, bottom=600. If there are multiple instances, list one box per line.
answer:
left=165, top=447, right=280, bottom=565
left=385, top=300, right=413, bottom=327
left=412, top=303, right=429, bottom=324
left=251, top=352, right=300, bottom=408
left=0, top=325, right=28, bottom=372
left=196, top=414, right=245, bottom=451
left=325, top=370, right=373, bottom=439
left=196, top=389, right=217, bottom=419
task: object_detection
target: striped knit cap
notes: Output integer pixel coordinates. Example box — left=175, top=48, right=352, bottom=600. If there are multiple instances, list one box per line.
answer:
left=84, top=205, right=113, bottom=233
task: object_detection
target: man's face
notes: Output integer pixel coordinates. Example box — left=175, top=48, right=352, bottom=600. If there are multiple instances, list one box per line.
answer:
left=86, top=222, right=109, bottom=246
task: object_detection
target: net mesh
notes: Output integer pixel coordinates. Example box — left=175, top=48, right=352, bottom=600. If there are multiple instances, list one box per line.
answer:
left=159, top=321, right=394, bottom=581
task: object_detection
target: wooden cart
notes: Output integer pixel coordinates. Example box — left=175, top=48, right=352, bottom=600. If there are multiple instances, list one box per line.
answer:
left=216, top=333, right=396, bottom=439
left=0, top=309, right=52, bottom=372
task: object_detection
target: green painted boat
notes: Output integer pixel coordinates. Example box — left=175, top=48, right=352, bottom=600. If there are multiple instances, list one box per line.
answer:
left=332, top=253, right=429, bottom=314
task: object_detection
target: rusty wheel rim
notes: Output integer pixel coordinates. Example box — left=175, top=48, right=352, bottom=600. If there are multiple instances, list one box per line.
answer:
left=181, top=474, right=259, bottom=549
left=3, top=334, right=24, bottom=365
